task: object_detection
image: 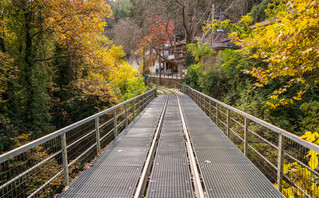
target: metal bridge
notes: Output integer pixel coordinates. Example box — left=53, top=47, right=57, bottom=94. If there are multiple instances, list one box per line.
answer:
left=1, top=86, right=318, bottom=198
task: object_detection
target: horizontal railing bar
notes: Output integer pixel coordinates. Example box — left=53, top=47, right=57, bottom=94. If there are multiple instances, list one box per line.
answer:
left=0, top=150, right=62, bottom=190
left=248, top=129, right=279, bottom=150
left=247, top=144, right=277, bottom=170
left=117, top=119, right=126, bottom=128
left=27, top=170, right=64, bottom=198
left=284, top=152, right=319, bottom=176
left=68, top=142, right=97, bottom=167
left=117, top=110, right=125, bottom=118
left=0, top=89, right=155, bottom=163
left=218, top=109, right=227, bottom=116
left=282, top=174, right=312, bottom=198
left=230, top=117, right=244, bottom=128
left=128, top=112, right=133, bottom=119
left=100, top=118, right=114, bottom=129
left=204, top=106, right=209, bottom=112
left=100, top=129, right=114, bottom=142
left=230, top=128, right=244, bottom=141
left=0, top=117, right=117, bottom=190
left=67, top=130, right=96, bottom=150
left=186, top=86, right=319, bottom=153
left=217, top=118, right=227, bottom=128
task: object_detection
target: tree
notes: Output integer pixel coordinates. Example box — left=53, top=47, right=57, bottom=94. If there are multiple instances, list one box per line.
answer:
left=0, top=0, right=146, bottom=153
left=139, top=15, right=174, bottom=68
left=231, top=0, right=319, bottom=107
left=111, top=19, right=143, bottom=57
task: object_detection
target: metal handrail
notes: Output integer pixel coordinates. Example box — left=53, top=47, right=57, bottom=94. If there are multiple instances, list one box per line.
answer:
left=180, top=84, right=319, bottom=197
left=148, top=72, right=184, bottom=79
left=0, top=88, right=156, bottom=163
left=0, top=88, right=157, bottom=197
left=181, top=85, right=319, bottom=153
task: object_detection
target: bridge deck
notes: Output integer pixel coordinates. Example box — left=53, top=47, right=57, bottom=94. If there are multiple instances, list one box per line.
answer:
left=146, top=95, right=193, bottom=198
left=179, top=94, right=283, bottom=198
left=59, top=96, right=166, bottom=198
left=59, top=92, right=283, bottom=198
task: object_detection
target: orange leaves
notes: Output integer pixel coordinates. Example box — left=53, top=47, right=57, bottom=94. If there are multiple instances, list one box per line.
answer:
left=141, top=15, right=174, bottom=49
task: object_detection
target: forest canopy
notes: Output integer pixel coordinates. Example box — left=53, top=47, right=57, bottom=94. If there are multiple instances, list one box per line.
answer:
left=0, top=0, right=146, bottom=153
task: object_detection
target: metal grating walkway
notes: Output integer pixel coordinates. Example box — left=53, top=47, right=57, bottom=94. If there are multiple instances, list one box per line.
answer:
left=178, top=92, right=284, bottom=198
left=59, top=96, right=166, bottom=198
left=146, top=95, right=194, bottom=198
left=58, top=91, right=284, bottom=198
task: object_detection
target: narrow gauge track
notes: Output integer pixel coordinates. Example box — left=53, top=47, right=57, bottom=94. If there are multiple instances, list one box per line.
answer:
left=134, top=88, right=206, bottom=198
left=133, top=89, right=169, bottom=198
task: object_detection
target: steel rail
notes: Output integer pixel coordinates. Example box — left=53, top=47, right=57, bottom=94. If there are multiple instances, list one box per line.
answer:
left=0, top=88, right=156, bottom=163
left=174, top=89, right=206, bottom=198
left=182, top=85, right=319, bottom=153
left=134, top=91, right=169, bottom=198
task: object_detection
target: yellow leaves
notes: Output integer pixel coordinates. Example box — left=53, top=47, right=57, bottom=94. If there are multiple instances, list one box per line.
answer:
left=265, top=101, right=280, bottom=109
left=300, top=131, right=319, bottom=169
left=108, top=61, right=146, bottom=101
left=301, top=131, right=319, bottom=144
left=230, top=0, right=319, bottom=106
left=270, top=95, right=279, bottom=99
left=307, top=150, right=319, bottom=169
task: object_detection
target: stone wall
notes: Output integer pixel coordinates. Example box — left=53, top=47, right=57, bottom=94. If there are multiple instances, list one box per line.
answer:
left=147, top=77, right=182, bottom=88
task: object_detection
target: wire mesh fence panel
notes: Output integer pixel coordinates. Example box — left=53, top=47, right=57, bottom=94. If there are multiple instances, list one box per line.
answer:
left=180, top=85, right=319, bottom=198
left=0, top=88, right=156, bottom=198
left=0, top=136, right=64, bottom=198
left=281, top=136, right=319, bottom=197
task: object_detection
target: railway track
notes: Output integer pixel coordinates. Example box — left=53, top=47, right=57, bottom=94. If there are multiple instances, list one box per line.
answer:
left=134, top=88, right=205, bottom=198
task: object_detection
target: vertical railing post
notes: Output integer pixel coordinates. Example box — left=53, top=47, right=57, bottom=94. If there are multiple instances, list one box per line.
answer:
left=125, top=103, right=128, bottom=127
left=216, top=103, right=219, bottom=125
left=114, top=108, right=118, bottom=137
left=196, top=92, right=198, bottom=104
left=95, top=117, right=101, bottom=153
left=201, top=95, right=203, bottom=110
left=209, top=100, right=212, bottom=119
left=138, top=97, right=141, bottom=115
left=61, top=132, right=69, bottom=186
left=244, top=116, right=248, bottom=156
left=277, top=133, right=283, bottom=192
left=133, top=99, right=135, bottom=119
left=226, top=109, right=230, bottom=137
left=206, top=98, right=210, bottom=115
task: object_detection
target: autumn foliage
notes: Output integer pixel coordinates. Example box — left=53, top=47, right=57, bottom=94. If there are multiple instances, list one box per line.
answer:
left=0, top=0, right=145, bottom=153
left=230, top=0, right=319, bottom=107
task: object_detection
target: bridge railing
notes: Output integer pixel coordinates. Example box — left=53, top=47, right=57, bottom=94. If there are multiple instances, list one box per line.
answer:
left=180, top=85, right=319, bottom=198
left=149, top=72, right=184, bottom=79
left=0, top=88, right=157, bottom=198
